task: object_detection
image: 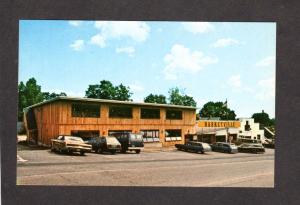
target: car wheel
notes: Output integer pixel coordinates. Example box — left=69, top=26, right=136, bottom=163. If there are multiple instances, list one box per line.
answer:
left=201, top=151, right=204, bottom=154
left=135, top=150, right=141, bottom=154
left=121, top=149, right=126, bottom=153
left=98, top=148, right=103, bottom=154
left=80, top=151, right=85, bottom=156
left=110, top=150, right=116, bottom=155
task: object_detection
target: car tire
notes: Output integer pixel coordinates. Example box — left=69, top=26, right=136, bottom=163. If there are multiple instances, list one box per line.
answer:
left=121, top=149, right=126, bottom=153
left=135, top=150, right=141, bottom=154
left=110, top=150, right=116, bottom=155
left=80, top=151, right=85, bottom=156
left=98, top=148, right=103, bottom=154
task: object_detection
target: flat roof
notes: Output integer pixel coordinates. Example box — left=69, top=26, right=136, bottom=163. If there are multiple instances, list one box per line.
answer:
left=24, top=96, right=197, bottom=110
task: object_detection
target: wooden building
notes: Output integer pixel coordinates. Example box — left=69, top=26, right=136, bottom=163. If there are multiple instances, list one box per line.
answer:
left=24, top=97, right=196, bottom=148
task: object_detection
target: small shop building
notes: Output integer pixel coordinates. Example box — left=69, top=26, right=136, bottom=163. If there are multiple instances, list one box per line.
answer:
left=189, top=117, right=266, bottom=144
left=24, top=96, right=197, bottom=148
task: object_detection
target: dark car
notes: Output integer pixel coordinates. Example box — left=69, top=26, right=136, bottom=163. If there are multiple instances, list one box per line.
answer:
left=86, top=136, right=121, bottom=154
left=175, top=141, right=211, bottom=154
left=211, top=142, right=238, bottom=154
left=110, top=132, right=144, bottom=154
left=238, top=143, right=265, bottom=153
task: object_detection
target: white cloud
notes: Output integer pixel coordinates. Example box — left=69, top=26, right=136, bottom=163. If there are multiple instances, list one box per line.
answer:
left=227, top=74, right=254, bottom=93
left=255, top=76, right=275, bottom=100
left=211, top=38, right=240, bottom=48
left=90, top=34, right=106, bottom=47
left=70, top=39, right=84, bottom=51
left=182, top=22, right=214, bottom=34
left=163, top=44, right=218, bottom=80
left=116, top=46, right=135, bottom=57
left=69, top=21, right=82, bottom=27
left=227, top=75, right=241, bottom=88
left=129, top=83, right=144, bottom=92
left=256, top=56, right=276, bottom=67
left=94, top=21, right=150, bottom=42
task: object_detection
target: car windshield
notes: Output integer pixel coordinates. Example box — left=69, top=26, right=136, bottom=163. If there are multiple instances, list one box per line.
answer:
left=130, top=134, right=143, bottom=141
left=65, top=136, right=84, bottom=142
left=106, top=137, right=120, bottom=144
left=201, top=143, right=211, bottom=149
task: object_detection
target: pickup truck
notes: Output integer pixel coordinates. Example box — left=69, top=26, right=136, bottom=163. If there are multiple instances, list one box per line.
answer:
left=175, top=141, right=211, bottom=154
left=51, top=135, right=92, bottom=155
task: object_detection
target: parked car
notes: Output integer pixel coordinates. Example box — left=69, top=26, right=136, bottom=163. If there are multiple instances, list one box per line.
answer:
left=238, top=143, right=265, bottom=153
left=51, top=135, right=92, bottom=155
left=211, top=142, right=238, bottom=154
left=175, top=141, right=211, bottom=154
left=110, top=132, right=144, bottom=154
left=85, top=136, right=121, bottom=154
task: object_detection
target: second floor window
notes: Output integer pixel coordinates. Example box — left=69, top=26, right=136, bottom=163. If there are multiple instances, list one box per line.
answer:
left=140, top=108, right=160, bottom=119
left=72, top=103, right=100, bottom=118
left=166, top=109, right=182, bottom=120
left=109, top=105, right=133, bottom=118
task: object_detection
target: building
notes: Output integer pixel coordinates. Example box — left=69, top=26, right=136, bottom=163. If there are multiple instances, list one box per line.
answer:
left=238, top=118, right=266, bottom=143
left=24, top=96, right=196, bottom=148
left=192, top=118, right=266, bottom=144
left=192, top=118, right=241, bottom=143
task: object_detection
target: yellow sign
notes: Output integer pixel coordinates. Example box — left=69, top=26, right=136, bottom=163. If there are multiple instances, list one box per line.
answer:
left=197, top=120, right=240, bottom=128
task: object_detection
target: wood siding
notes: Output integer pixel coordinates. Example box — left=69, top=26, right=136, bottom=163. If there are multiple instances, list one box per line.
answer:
left=32, top=100, right=196, bottom=147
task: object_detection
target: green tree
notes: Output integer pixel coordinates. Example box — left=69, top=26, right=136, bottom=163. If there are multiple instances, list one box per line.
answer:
left=168, top=87, right=197, bottom=107
left=199, top=101, right=236, bottom=120
left=252, top=111, right=274, bottom=127
left=85, top=80, right=132, bottom=101
left=43, top=92, right=67, bottom=101
left=115, top=84, right=132, bottom=101
left=18, top=78, right=44, bottom=121
left=144, top=94, right=167, bottom=104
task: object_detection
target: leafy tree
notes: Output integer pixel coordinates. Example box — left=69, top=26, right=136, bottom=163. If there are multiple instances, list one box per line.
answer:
left=85, top=80, right=132, bottom=101
left=43, top=92, right=67, bottom=101
left=144, top=94, right=167, bottom=104
left=115, top=84, right=132, bottom=101
left=18, top=78, right=44, bottom=121
left=199, top=101, right=236, bottom=120
left=252, top=111, right=274, bottom=127
left=168, top=87, right=197, bottom=107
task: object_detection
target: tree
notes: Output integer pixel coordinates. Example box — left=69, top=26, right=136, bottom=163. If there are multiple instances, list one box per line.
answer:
left=18, top=78, right=45, bottom=121
left=199, top=101, right=236, bottom=120
left=85, top=80, right=132, bottom=101
left=43, top=92, right=67, bottom=101
left=144, top=94, right=167, bottom=104
left=252, top=110, right=274, bottom=127
left=168, top=87, right=197, bottom=107
left=115, top=84, right=132, bottom=101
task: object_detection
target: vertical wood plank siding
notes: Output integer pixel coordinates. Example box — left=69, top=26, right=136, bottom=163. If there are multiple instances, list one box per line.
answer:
left=32, top=100, right=196, bottom=147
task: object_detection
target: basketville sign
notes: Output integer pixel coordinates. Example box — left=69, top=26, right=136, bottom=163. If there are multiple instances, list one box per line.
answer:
left=197, top=120, right=240, bottom=128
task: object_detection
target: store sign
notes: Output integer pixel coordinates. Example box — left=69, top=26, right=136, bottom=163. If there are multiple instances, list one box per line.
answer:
left=197, top=120, right=240, bottom=128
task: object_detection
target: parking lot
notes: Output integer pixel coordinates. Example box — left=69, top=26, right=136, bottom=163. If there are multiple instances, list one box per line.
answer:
left=17, top=146, right=274, bottom=187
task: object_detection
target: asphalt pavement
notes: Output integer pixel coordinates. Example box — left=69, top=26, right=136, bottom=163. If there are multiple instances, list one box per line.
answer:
left=17, top=147, right=274, bottom=187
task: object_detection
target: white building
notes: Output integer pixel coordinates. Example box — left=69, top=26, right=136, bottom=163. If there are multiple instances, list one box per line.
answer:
left=237, top=118, right=266, bottom=143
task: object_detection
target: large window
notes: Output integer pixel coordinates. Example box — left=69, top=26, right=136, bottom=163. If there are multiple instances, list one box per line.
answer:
left=141, top=130, right=160, bottom=142
left=72, top=103, right=100, bottom=118
left=165, top=129, right=182, bottom=141
left=140, top=108, right=160, bottom=119
left=109, top=106, right=133, bottom=118
left=166, top=109, right=182, bottom=120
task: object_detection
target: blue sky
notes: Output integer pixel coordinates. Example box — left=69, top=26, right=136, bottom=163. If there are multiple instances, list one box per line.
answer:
left=19, top=20, right=276, bottom=118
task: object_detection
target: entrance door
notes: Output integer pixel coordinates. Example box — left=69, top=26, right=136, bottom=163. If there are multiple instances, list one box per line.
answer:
left=216, top=135, right=226, bottom=142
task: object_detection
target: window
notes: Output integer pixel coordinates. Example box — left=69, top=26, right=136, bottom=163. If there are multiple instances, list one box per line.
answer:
left=165, top=129, right=182, bottom=141
left=257, top=135, right=261, bottom=140
left=166, top=109, right=182, bottom=120
left=72, top=103, right=100, bottom=118
left=141, top=130, right=160, bottom=142
left=109, top=106, right=132, bottom=118
left=141, top=108, right=160, bottom=119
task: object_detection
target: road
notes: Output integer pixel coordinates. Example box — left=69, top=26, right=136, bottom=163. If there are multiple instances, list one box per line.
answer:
left=17, top=148, right=274, bottom=187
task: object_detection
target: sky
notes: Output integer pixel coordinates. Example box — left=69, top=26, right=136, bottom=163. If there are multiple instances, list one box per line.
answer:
left=19, top=20, right=276, bottom=118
